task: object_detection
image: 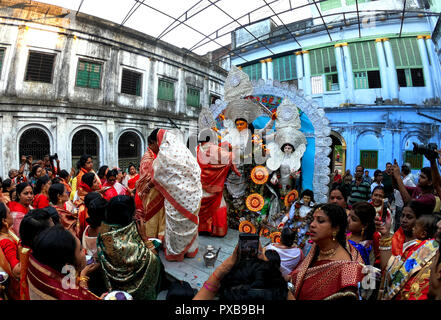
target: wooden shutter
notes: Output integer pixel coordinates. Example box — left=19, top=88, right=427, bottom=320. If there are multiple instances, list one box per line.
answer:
left=242, top=63, right=262, bottom=81
left=310, top=46, right=336, bottom=76
left=390, top=37, right=422, bottom=68
left=273, top=55, right=297, bottom=81
left=349, top=41, right=379, bottom=72
left=360, top=150, right=378, bottom=169
left=320, top=0, right=342, bottom=11
left=404, top=151, right=423, bottom=169
left=76, top=60, right=102, bottom=88
left=158, top=79, right=175, bottom=101
left=187, top=87, right=200, bottom=107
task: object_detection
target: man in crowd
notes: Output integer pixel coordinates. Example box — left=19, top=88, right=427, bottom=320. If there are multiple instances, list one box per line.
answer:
left=382, top=162, right=394, bottom=203
left=363, top=170, right=372, bottom=184
left=348, top=165, right=371, bottom=207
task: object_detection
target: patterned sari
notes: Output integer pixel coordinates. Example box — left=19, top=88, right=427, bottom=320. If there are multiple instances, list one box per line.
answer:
left=149, top=129, right=202, bottom=261
left=27, top=255, right=100, bottom=300
left=55, top=205, right=79, bottom=238
left=97, top=221, right=162, bottom=300
left=197, top=142, right=234, bottom=237
left=380, top=239, right=438, bottom=300
left=136, top=148, right=165, bottom=242
left=290, top=243, right=364, bottom=300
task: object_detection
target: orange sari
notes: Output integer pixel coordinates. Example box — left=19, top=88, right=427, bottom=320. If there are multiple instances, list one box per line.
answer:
left=136, top=148, right=165, bottom=242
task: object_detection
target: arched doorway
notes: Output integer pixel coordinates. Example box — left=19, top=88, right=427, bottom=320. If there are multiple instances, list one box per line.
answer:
left=330, top=131, right=346, bottom=178
left=72, top=129, right=99, bottom=171
left=19, top=128, right=50, bottom=161
left=118, top=131, right=141, bottom=171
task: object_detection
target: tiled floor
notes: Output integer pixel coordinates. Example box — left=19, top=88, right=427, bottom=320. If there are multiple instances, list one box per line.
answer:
left=156, top=228, right=271, bottom=299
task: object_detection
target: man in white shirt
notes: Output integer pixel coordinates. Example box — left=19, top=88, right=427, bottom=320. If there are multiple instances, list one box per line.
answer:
left=393, top=163, right=416, bottom=231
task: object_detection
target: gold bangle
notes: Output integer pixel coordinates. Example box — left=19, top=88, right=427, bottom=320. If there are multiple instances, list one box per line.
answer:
left=78, top=276, right=89, bottom=283
left=379, top=237, right=392, bottom=247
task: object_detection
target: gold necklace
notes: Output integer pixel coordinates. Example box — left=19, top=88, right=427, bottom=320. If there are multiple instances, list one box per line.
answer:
left=318, top=244, right=339, bottom=259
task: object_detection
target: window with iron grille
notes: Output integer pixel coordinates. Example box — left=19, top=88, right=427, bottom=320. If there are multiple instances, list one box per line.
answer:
left=121, top=68, right=142, bottom=96
left=320, top=0, right=342, bottom=11
left=25, top=51, right=55, bottom=83
left=310, top=46, right=339, bottom=91
left=390, top=37, right=425, bottom=87
left=349, top=41, right=381, bottom=89
left=273, top=55, right=297, bottom=82
left=360, top=150, right=378, bottom=169
left=76, top=60, right=102, bottom=89
left=158, top=79, right=175, bottom=101
left=242, top=63, right=262, bottom=81
left=404, top=151, right=423, bottom=170
left=0, top=48, right=4, bottom=76
left=187, top=87, right=200, bottom=107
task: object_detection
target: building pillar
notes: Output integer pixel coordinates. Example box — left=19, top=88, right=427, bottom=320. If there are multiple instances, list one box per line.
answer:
left=334, top=43, right=347, bottom=100
left=147, top=57, right=158, bottom=110
left=266, top=58, right=273, bottom=80
left=176, top=67, right=185, bottom=114
left=260, top=59, right=268, bottom=80
left=417, top=35, right=435, bottom=99
left=2, top=114, right=14, bottom=177
left=303, top=50, right=312, bottom=96
left=295, top=51, right=304, bottom=91
left=383, top=39, right=399, bottom=101
left=202, top=76, right=210, bottom=108
left=107, top=119, right=117, bottom=168
left=56, top=116, right=69, bottom=170
left=375, top=38, right=390, bottom=101
left=425, top=36, right=441, bottom=98
left=341, top=43, right=355, bottom=103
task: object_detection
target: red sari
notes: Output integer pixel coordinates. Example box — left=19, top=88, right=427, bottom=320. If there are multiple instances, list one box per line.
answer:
left=290, top=244, right=363, bottom=300
left=73, top=181, right=93, bottom=240
left=197, top=142, right=235, bottom=237
left=32, top=194, right=50, bottom=209
left=127, top=174, right=140, bottom=190
left=27, top=255, right=100, bottom=300
left=0, top=230, right=20, bottom=300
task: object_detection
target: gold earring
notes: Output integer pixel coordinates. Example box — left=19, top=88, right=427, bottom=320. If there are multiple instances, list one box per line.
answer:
left=332, top=231, right=337, bottom=241
left=361, top=227, right=365, bottom=237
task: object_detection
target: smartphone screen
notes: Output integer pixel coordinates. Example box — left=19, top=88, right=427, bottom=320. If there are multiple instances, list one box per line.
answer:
left=238, top=233, right=259, bottom=262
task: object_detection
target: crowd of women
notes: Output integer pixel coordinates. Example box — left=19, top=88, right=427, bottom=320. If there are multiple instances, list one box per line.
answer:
left=0, top=135, right=440, bottom=301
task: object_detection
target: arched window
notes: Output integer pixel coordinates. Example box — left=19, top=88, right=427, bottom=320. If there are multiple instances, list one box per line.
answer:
left=118, top=131, right=141, bottom=171
left=19, top=128, right=50, bottom=161
left=72, top=129, right=99, bottom=171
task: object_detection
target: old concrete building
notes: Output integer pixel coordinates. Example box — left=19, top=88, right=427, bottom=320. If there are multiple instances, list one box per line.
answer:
left=0, top=0, right=226, bottom=177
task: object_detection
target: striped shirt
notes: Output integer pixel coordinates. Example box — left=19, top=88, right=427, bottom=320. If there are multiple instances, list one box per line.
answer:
left=348, top=180, right=371, bottom=206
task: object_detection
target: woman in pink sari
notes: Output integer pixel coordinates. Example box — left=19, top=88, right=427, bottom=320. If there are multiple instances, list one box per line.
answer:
left=289, top=203, right=364, bottom=300
left=144, top=128, right=202, bottom=261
